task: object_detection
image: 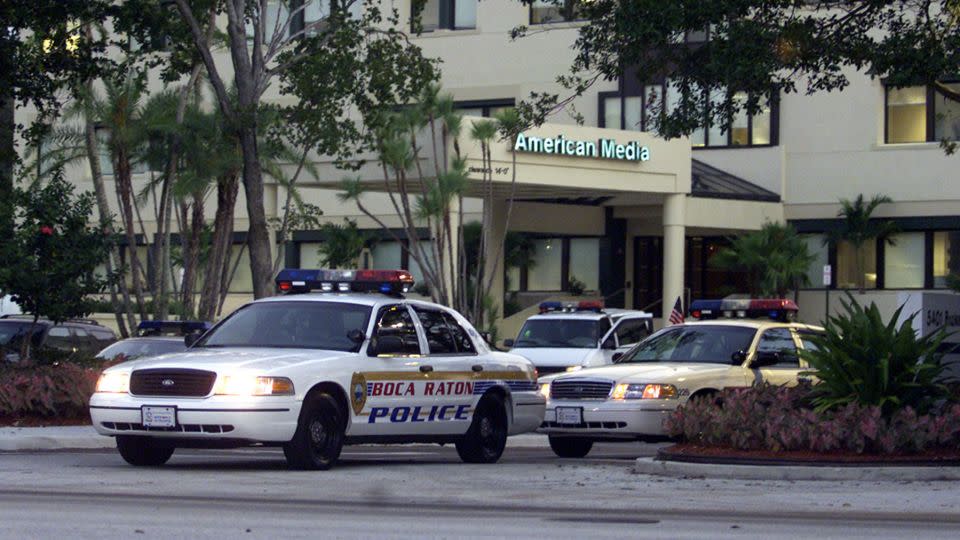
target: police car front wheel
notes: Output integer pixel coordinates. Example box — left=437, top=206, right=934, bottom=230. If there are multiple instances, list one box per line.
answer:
left=455, top=393, right=508, bottom=464
left=284, top=392, right=345, bottom=470
left=116, top=435, right=175, bottom=466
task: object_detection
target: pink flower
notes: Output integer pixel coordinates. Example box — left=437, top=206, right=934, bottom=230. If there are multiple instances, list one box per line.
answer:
left=39, top=225, right=54, bottom=236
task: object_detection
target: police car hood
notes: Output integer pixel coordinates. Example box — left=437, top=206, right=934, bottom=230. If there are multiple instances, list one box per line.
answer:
left=111, top=347, right=345, bottom=374
left=508, top=347, right=595, bottom=367
left=545, top=362, right=732, bottom=383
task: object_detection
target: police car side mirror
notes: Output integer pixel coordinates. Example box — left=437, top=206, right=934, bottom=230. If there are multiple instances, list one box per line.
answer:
left=184, top=332, right=202, bottom=348
left=731, top=350, right=747, bottom=365
left=479, top=331, right=491, bottom=344
left=347, top=329, right=365, bottom=344
left=612, top=352, right=624, bottom=362
left=503, top=338, right=515, bottom=348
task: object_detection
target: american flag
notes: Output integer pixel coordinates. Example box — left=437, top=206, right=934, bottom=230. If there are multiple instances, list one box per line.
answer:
left=668, top=297, right=685, bottom=325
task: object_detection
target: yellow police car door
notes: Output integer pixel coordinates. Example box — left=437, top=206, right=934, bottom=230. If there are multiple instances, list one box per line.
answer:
left=351, top=303, right=430, bottom=436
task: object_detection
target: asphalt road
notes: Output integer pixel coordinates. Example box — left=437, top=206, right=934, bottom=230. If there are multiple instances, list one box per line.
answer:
left=3, top=443, right=960, bottom=539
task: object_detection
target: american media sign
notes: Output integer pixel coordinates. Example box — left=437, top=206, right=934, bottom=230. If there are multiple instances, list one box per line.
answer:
left=514, top=133, right=651, bottom=162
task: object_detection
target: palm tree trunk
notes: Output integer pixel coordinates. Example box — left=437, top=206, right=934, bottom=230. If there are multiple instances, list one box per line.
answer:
left=180, top=195, right=205, bottom=318
left=198, top=173, right=239, bottom=321
left=115, top=149, right=148, bottom=321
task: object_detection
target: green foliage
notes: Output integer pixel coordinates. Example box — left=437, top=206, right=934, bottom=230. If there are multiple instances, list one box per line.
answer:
left=317, top=218, right=371, bottom=269
left=665, top=383, right=960, bottom=454
left=567, top=276, right=586, bottom=296
left=801, top=294, right=951, bottom=416
left=514, top=1, right=960, bottom=152
left=0, top=172, right=111, bottom=359
left=711, top=222, right=813, bottom=297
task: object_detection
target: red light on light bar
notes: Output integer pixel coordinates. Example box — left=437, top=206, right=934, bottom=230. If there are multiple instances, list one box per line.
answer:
left=577, top=300, right=604, bottom=311
left=278, top=281, right=292, bottom=292
left=749, top=299, right=799, bottom=311
left=355, top=269, right=414, bottom=283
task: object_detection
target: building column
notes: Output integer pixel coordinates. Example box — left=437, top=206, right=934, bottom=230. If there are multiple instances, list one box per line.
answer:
left=442, top=196, right=461, bottom=305
left=482, top=198, right=507, bottom=325
left=662, top=194, right=686, bottom=319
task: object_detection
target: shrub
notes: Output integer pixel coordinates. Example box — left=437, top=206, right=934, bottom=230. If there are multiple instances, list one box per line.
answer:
left=801, top=294, right=950, bottom=416
left=665, top=383, right=960, bottom=454
left=0, top=360, right=111, bottom=418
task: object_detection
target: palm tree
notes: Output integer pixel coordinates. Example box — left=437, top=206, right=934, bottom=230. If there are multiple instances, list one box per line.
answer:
left=826, top=194, right=897, bottom=293
left=712, top=222, right=815, bottom=298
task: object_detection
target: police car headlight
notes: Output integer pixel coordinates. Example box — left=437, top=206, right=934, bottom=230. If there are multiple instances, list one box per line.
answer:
left=96, top=372, right=130, bottom=393
left=539, top=382, right=551, bottom=399
left=215, top=375, right=295, bottom=396
left=610, top=383, right=677, bottom=400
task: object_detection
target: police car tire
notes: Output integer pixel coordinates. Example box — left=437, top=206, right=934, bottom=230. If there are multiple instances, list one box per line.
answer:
left=283, top=392, right=345, bottom=470
left=548, top=436, right=593, bottom=458
left=455, top=394, right=508, bottom=464
left=116, top=436, right=175, bottom=466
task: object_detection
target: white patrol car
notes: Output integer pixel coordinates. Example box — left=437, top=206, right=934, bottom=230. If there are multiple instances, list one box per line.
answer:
left=504, top=301, right=653, bottom=376
left=538, top=299, right=823, bottom=458
left=90, top=269, right=545, bottom=470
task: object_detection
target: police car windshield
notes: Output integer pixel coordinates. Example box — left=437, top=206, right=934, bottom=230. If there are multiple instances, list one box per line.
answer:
left=514, top=319, right=602, bottom=349
left=197, top=302, right=372, bottom=351
left=617, top=325, right=757, bottom=365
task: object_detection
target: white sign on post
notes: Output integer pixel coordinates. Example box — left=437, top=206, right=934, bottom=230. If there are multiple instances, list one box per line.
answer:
left=822, top=264, right=832, bottom=287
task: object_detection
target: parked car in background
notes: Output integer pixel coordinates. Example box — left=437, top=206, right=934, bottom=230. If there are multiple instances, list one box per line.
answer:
left=96, top=337, right=186, bottom=363
left=0, top=316, right=117, bottom=362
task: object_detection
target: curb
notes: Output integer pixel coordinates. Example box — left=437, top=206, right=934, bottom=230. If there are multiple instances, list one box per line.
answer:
left=634, top=457, right=960, bottom=481
left=0, top=427, right=113, bottom=452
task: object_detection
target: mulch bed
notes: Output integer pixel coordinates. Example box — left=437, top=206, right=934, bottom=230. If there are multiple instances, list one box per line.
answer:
left=0, top=415, right=91, bottom=428
left=660, top=444, right=960, bottom=467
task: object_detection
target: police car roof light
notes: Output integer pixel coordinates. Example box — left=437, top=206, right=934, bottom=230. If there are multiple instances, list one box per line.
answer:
left=275, top=268, right=415, bottom=295
left=577, top=300, right=604, bottom=312
left=136, top=320, right=211, bottom=336
left=688, top=298, right=799, bottom=322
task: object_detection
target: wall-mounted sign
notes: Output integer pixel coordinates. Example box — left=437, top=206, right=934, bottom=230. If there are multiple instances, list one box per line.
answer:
left=513, top=133, right=651, bottom=162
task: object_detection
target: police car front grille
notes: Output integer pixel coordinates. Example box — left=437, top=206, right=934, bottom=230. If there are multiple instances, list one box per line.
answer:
left=130, top=369, right=217, bottom=397
left=550, top=379, right=613, bottom=400
left=101, top=422, right=234, bottom=433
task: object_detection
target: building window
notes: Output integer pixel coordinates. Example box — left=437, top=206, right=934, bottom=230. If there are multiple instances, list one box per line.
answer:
left=836, top=240, right=877, bottom=290
left=301, top=0, right=363, bottom=34
left=528, top=238, right=563, bottom=291
left=599, top=87, right=777, bottom=147
left=885, top=83, right=960, bottom=144
left=415, top=0, right=476, bottom=32
left=246, top=0, right=288, bottom=43
left=933, top=231, right=960, bottom=288
left=801, top=234, right=829, bottom=288
left=454, top=99, right=515, bottom=118
left=884, top=232, right=925, bottom=288
left=530, top=0, right=582, bottom=24
left=569, top=238, right=599, bottom=291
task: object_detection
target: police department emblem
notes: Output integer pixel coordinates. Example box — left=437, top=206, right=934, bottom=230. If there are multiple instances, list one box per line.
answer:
left=350, top=372, right=367, bottom=415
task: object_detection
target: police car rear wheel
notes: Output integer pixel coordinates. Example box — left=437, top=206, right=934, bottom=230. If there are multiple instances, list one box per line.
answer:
left=548, top=436, right=593, bottom=458
left=116, top=436, right=175, bottom=466
left=455, top=394, right=507, bottom=464
left=284, top=393, right=345, bottom=470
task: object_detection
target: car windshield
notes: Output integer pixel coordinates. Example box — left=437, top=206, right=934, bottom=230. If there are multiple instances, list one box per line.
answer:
left=514, top=319, right=602, bottom=349
left=197, top=301, right=372, bottom=351
left=616, top=325, right=758, bottom=365
left=96, top=339, right=185, bottom=361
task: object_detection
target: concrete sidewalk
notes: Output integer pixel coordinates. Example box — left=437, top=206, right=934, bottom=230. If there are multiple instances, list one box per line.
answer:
left=0, top=425, right=550, bottom=452
left=635, top=456, right=960, bottom=482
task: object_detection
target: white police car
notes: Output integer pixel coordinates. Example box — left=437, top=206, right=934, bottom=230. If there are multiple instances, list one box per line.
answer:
left=90, top=269, right=545, bottom=470
left=504, top=301, right=653, bottom=376
left=538, top=299, right=823, bottom=458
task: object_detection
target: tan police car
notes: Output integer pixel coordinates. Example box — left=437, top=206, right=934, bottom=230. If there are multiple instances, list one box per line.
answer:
left=538, top=299, right=823, bottom=458
left=90, top=269, right=545, bottom=470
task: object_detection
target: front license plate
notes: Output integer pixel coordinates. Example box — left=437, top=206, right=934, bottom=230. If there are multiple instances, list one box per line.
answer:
left=556, top=407, right=583, bottom=425
left=142, top=406, right=176, bottom=428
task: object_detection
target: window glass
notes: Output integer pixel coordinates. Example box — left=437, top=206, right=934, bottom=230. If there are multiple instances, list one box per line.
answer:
left=884, top=232, right=925, bottom=288
left=457, top=107, right=484, bottom=118
left=372, top=241, right=402, bottom=271
left=372, top=305, right=421, bottom=355
left=752, top=96, right=771, bottom=144
left=72, top=328, right=89, bottom=338
left=686, top=28, right=708, bottom=42
left=406, top=242, right=437, bottom=285
left=707, top=88, right=727, bottom=146
left=91, top=329, right=116, bottom=342
left=643, top=84, right=661, bottom=129
left=527, top=238, right=562, bottom=290
left=418, top=0, right=440, bottom=30
left=797, top=331, right=823, bottom=354
left=933, top=231, right=960, bottom=287
left=199, top=301, right=371, bottom=351
left=44, top=326, right=73, bottom=351
left=836, top=240, right=877, bottom=289
left=95, top=128, right=113, bottom=176
left=454, top=0, right=476, bottom=28
left=530, top=0, right=580, bottom=24
left=730, top=92, right=749, bottom=145
left=506, top=266, right=521, bottom=292
left=603, top=96, right=621, bottom=129
left=515, top=319, right=605, bottom=349
left=934, top=83, right=960, bottom=141
left=756, top=328, right=799, bottom=367
left=568, top=238, right=599, bottom=291
left=227, top=245, right=254, bottom=293
left=801, top=234, right=829, bottom=288
left=298, top=242, right=325, bottom=268
left=623, top=96, right=642, bottom=131
left=414, top=308, right=457, bottom=354
left=614, top=318, right=650, bottom=348
left=442, top=312, right=477, bottom=354
left=886, top=86, right=927, bottom=143
left=618, top=325, right=757, bottom=364
left=247, top=0, right=287, bottom=42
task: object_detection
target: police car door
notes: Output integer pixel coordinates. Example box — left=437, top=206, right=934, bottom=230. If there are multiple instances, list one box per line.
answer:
left=353, top=303, right=429, bottom=436
left=750, top=327, right=802, bottom=387
left=603, top=315, right=652, bottom=361
left=410, top=306, right=477, bottom=435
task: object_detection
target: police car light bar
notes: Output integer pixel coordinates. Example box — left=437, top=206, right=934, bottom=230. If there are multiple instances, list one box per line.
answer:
left=538, top=300, right=605, bottom=314
left=275, top=268, right=415, bottom=295
left=689, top=298, right=799, bottom=322
left=136, top=320, right=211, bottom=337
